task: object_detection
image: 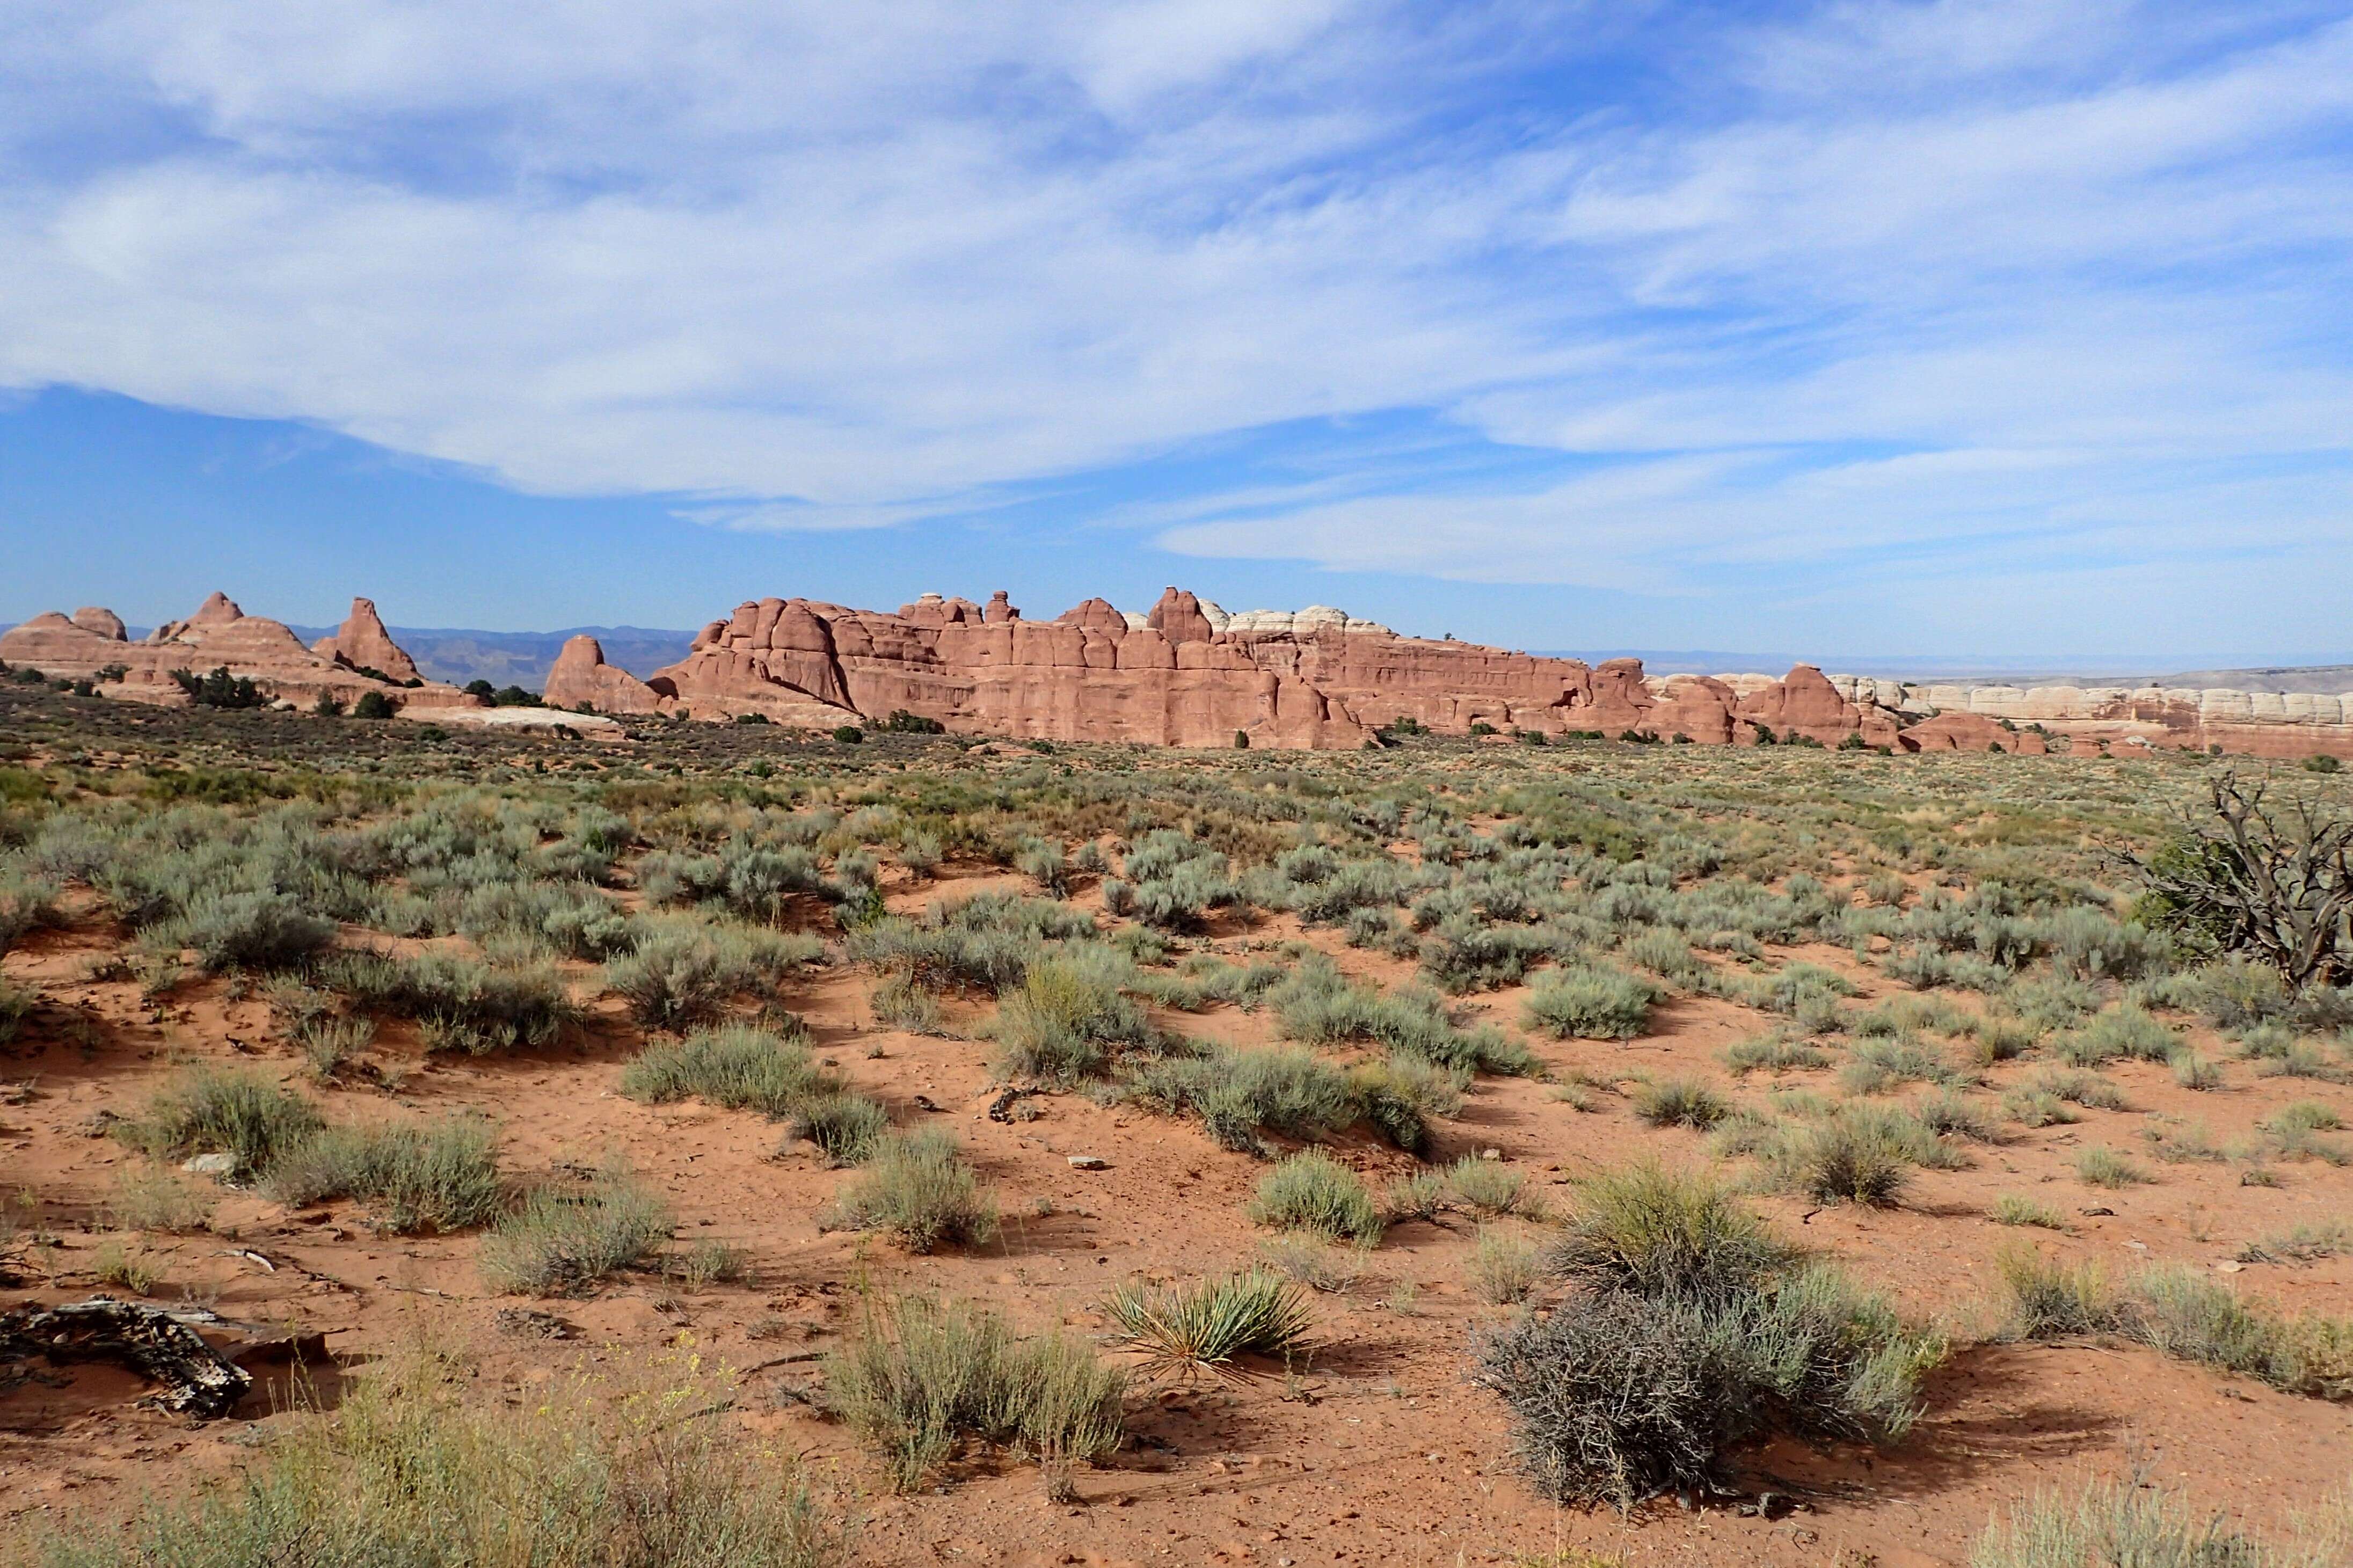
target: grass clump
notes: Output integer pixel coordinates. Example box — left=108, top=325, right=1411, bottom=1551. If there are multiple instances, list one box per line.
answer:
left=2238, top=1220, right=2353, bottom=1264
left=1998, top=1247, right=2353, bottom=1399
left=1989, top=1194, right=2068, bottom=1230
left=20, top=1347, right=851, bottom=1567
left=2269, top=1098, right=2346, bottom=1135
left=618, top=1022, right=838, bottom=1118
left=2074, top=1146, right=2151, bottom=1187
left=1546, top=1162, right=1794, bottom=1299
left=0, top=976, right=34, bottom=1046
left=1245, top=1149, right=1383, bottom=1244
left=825, top=1130, right=997, bottom=1252
left=107, top=1164, right=214, bottom=1233
left=0, top=870, right=59, bottom=960
left=91, top=1239, right=162, bottom=1295
left=478, top=1166, right=672, bottom=1295
left=119, top=1067, right=324, bottom=1182
left=1721, top=1032, right=1828, bottom=1076
left=2000, top=1090, right=2077, bottom=1129
left=1521, top=963, right=1658, bottom=1040
left=1630, top=1076, right=1730, bottom=1130
left=1754, top=1104, right=1947, bottom=1207
left=849, top=893, right=1090, bottom=994
left=1129, top=953, right=1287, bottom=1013
left=1443, top=1156, right=1540, bottom=1217
left=1271, top=954, right=1533, bottom=1075
left=164, top=888, right=337, bottom=973
left=1970, top=1479, right=2270, bottom=1568
left=2053, top=1003, right=2177, bottom=1067
left=1468, top=1226, right=1544, bottom=1304
left=263, top=1114, right=504, bottom=1233
left=2025, top=1066, right=2128, bottom=1111
left=1853, top=993, right=1972, bottom=1039
left=1773, top=1121, right=1911, bottom=1206
left=1959, top=1016, right=2039, bottom=1067
left=869, top=972, right=945, bottom=1033
left=2126, top=1265, right=2353, bottom=1398
left=787, top=1092, right=893, bottom=1166
left=1417, top=915, right=1556, bottom=994
left=1121, top=1044, right=1452, bottom=1155
left=294, top=1013, right=375, bottom=1080
left=1483, top=1162, right=1940, bottom=1510
left=1623, top=927, right=1704, bottom=986
left=603, top=924, right=819, bottom=1033
left=669, top=1237, right=748, bottom=1292
left=1837, top=1035, right=1964, bottom=1096
left=2169, top=1048, right=2223, bottom=1090
left=1913, top=1087, right=2000, bottom=1143
left=327, top=949, right=579, bottom=1053
left=1257, top=1234, right=1366, bottom=1293
left=989, top=947, right=1153, bottom=1085
left=825, top=1293, right=1124, bottom=1493
left=1105, top=1267, right=1316, bottom=1382
left=1105, top=829, right=1239, bottom=930
left=1351, top=1053, right=1467, bottom=1154
left=1382, top=1169, right=1447, bottom=1224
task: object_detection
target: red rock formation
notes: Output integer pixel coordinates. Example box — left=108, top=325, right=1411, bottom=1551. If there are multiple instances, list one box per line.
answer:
left=629, top=587, right=1944, bottom=750
left=1226, top=611, right=1651, bottom=737
left=1890, top=682, right=2353, bottom=762
left=896, top=594, right=983, bottom=628
left=1055, top=598, right=1130, bottom=635
left=544, top=636, right=673, bottom=716
left=0, top=594, right=478, bottom=712
left=648, top=599, right=870, bottom=725
left=1645, top=675, right=1742, bottom=745
left=189, top=591, right=242, bottom=627
left=633, top=592, right=1369, bottom=747
left=1899, top=713, right=2049, bottom=754
left=1146, top=588, right=1219, bottom=645
left=1575, top=659, right=1661, bottom=735
left=1735, top=665, right=1903, bottom=747
left=311, top=597, right=421, bottom=683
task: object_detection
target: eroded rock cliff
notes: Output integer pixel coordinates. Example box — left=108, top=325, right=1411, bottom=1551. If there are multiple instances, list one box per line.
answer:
left=542, top=586, right=1939, bottom=752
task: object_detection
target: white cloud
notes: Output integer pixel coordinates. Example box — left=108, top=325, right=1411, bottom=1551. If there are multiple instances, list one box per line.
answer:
left=1155, top=441, right=2353, bottom=590
left=0, top=0, right=2345, bottom=639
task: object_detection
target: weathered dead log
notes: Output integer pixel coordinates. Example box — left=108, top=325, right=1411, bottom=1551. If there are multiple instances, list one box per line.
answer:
left=1, top=1296, right=253, bottom=1418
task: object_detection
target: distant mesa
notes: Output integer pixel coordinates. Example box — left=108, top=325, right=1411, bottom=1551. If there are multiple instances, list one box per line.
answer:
left=537, top=585, right=2353, bottom=761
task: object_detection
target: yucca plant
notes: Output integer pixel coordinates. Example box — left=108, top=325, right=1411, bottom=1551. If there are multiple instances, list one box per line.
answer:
left=1105, top=1267, right=1315, bottom=1383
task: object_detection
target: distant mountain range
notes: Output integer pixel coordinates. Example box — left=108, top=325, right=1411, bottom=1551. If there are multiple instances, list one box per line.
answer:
left=2153, top=665, right=2353, bottom=695
left=289, top=625, right=700, bottom=689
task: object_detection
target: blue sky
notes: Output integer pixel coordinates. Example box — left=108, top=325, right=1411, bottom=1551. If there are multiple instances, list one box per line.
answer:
left=2, top=1, right=2348, bottom=661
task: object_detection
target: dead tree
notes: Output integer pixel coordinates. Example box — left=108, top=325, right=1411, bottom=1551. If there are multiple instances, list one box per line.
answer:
left=1, top=1297, right=253, bottom=1418
left=2129, top=772, right=2353, bottom=989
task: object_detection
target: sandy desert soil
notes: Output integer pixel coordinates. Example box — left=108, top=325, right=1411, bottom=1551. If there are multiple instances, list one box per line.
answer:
left=2, top=687, right=2350, bottom=1566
